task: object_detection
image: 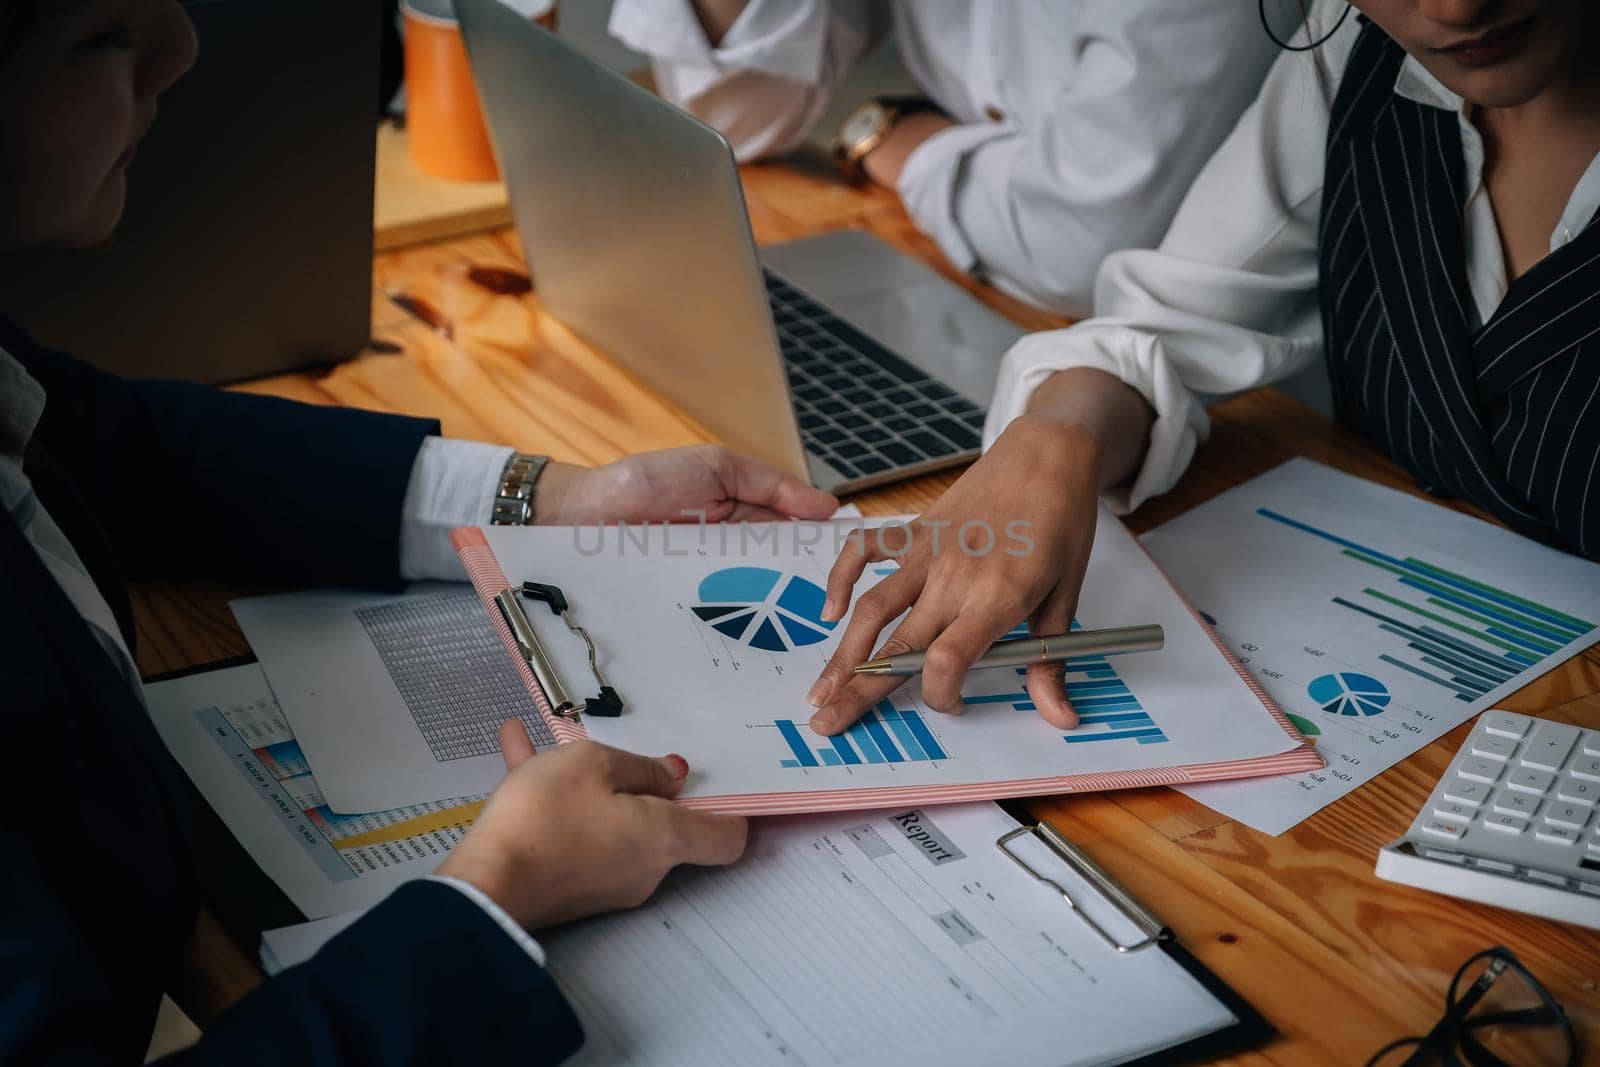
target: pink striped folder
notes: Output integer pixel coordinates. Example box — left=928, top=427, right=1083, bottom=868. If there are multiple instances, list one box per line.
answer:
left=454, top=527, right=1324, bottom=815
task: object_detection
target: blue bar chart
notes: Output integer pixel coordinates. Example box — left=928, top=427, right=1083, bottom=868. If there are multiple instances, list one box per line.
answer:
left=773, top=701, right=949, bottom=769
left=1256, top=508, right=1597, bottom=702
left=960, top=622, right=1170, bottom=746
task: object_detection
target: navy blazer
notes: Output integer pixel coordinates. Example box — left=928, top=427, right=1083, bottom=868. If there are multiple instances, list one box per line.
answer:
left=0, top=321, right=584, bottom=1065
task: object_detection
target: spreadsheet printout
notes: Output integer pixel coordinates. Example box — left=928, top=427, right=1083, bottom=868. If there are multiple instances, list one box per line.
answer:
left=146, top=662, right=486, bottom=917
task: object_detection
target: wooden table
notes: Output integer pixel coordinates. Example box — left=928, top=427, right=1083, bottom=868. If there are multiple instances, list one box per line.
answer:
left=135, top=151, right=1600, bottom=1063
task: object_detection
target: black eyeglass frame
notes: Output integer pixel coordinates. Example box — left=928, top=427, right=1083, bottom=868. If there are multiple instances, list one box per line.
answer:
left=1364, top=946, right=1577, bottom=1067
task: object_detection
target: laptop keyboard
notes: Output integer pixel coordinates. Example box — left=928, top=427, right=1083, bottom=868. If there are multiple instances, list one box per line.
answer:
left=764, top=269, right=986, bottom=480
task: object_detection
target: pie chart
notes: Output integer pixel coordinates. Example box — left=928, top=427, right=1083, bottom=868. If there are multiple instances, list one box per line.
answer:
left=1285, top=712, right=1322, bottom=739
left=692, top=567, right=837, bottom=652
left=1308, top=672, right=1391, bottom=717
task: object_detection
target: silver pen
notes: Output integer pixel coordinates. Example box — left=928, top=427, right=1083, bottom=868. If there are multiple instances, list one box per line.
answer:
left=852, top=623, right=1165, bottom=676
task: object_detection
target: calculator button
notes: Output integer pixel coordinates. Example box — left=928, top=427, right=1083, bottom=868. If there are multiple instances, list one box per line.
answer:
left=1523, top=869, right=1569, bottom=887
left=1572, top=757, right=1600, bottom=782
left=1482, top=711, right=1531, bottom=739
left=1420, top=818, right=1467, bottom=840
left=1491, top=791, right=1539, bottom=817
left=1457, top=757, right=1503, bottom=784
left=1522, top=723, right=1579, bottom=771
left=1535, top=825, right=1579, bottom=845
left=1421, top=848, right=1467, bottom=863
left=1442, top=779, right=1490, bottom=805
left=1543, top=804, right=1590, bottom=831
left=1579, top=881, right=1600, bottom=896
left=1507, top=768, right=1554, bottom=795
left=1588, top=839, right=1600, bottom=856
left=1475, top=857, right=1517, bottom=873
left=1583, top=731, right=1600, bottom=757
left=1433, top=801, right=1477, bottom=821
left=1484, top=813, right=1528, bottom=834
left=1556, top=777, right=1598, bottom=806
left=1469, top=735, right=1518, bottom=761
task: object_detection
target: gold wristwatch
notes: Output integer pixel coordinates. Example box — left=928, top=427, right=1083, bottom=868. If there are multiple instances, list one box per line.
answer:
left=490, top=452, right=550, bottom=525
left=832, top=95, right=941, bottom=180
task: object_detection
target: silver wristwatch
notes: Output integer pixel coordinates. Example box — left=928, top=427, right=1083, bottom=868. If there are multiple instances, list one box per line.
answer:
left=491, top=452, right=550, bottom=525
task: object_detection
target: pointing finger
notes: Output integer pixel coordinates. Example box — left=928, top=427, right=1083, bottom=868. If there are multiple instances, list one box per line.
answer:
left=499, top=719, right=537, bottom=770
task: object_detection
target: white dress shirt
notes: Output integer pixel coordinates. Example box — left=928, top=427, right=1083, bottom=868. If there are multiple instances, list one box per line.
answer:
left=0, top=350, right=539, bottom=963
left=983, top=0, right=1600, bottom=514
left=610, top=0, right=1291, bottom=317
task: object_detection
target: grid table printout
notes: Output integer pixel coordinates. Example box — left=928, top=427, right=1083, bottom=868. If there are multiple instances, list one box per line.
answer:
left=354, top=593, right=553, bottom=762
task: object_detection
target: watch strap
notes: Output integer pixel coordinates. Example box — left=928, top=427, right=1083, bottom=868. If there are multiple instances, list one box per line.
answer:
left=491, top=452, right=550, bottom=526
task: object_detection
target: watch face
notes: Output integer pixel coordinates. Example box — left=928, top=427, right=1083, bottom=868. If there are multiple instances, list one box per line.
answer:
left=842, top=102, right=889, bottom=147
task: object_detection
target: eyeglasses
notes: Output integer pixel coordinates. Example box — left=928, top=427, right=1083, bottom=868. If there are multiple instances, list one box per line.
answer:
left=1365, top=947, right=1577, bottom=1067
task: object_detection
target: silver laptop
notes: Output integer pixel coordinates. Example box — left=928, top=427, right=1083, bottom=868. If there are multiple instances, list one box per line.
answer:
left=456, top=0, right=1025, bottom=492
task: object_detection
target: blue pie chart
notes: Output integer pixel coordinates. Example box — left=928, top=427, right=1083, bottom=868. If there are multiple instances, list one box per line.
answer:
left=692, top=567, right=836, bottom=652
left=1308, top=672, right=1391, bottom=717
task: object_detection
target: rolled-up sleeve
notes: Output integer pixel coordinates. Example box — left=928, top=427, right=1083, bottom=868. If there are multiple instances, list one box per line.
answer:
left=609, top=0, right=882, bottom=160
left=898, top=1, right=1290, bottom=317
left=982, top=9, right=1353, bottom=512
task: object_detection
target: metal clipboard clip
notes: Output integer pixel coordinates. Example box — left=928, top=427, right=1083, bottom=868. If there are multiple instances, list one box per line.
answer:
left=493, top=581, right=624, bottom=722
left=997, top=821, right=1170, bottom=953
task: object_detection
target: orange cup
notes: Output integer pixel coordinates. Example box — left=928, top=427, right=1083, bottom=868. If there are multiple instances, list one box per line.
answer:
left=401, top=0, right=506, bottom=182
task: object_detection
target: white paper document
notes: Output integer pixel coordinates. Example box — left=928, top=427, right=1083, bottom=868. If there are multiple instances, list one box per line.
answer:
left=1148, top=459, right=1600, bottom=835
left=145, top=663, right=485, bottom=918
left=470, top=511, right=1304, bottom=806
left=261, top=803, right=1238, bottom=1067
left=232, top=583, right=555, bottom=812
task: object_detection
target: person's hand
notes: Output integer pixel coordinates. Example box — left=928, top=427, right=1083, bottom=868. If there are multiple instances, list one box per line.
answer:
left=533, top=444, right=837, bottom=525
left=437, top=722, right=748, bottom=930
left=803, top=415, right=1102, bottom=737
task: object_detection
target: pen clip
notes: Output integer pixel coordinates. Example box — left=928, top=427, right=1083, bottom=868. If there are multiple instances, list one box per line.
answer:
left=996, top=822, right=1169, bottom=953
left=494, top=583, right=624, bottom=721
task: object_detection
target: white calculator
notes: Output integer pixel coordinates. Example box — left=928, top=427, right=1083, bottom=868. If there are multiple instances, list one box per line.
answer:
left=1376, top=710, right=1600, bottom=929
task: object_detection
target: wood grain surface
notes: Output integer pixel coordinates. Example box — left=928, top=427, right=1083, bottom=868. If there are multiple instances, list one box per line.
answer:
left=139, top=146, right=1600, bottom=1062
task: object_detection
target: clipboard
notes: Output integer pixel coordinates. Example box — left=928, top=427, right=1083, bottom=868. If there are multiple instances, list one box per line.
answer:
left=451, top=522, right=1324, bottom=816
left=990, top=799, right=1273, bottom=1064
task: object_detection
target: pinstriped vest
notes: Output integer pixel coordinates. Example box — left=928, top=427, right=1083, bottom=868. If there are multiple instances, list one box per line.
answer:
left=1319, top=22, right=1600, bottom=560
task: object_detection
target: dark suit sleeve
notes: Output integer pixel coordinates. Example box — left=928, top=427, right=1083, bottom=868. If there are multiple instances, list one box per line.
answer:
left=0, top=851, right=584, bottom=1067
left=13, top=331, right=439, bottom=589
left=163, top=881, right=584, bottom=1067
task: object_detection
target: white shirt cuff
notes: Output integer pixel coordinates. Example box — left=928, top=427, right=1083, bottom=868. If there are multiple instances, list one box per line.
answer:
left=398, top=438, right=515, bottom=582
left=896, top=122, right=1016, bottom=277
left=427, top=875, right=547, bottom=968
left=982, top=325, right=1206, bottom=517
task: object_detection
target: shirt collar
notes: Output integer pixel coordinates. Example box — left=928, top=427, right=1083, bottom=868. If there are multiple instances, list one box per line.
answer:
left=1393, top=53, right=1466, bottom=115
left=0, top=346, right=46, bottom=458
left=1391, top=50, right=1600, bottom=250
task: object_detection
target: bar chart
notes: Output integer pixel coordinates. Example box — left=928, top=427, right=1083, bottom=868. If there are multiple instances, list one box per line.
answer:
left=772, top=700, right=950, bottom=769
left=960, top=623, right=1171, bottom=746
left=1256, top=508, right=1596, bottom=702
